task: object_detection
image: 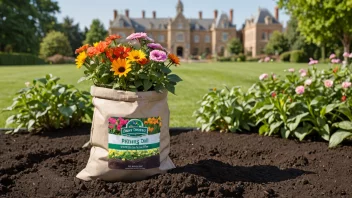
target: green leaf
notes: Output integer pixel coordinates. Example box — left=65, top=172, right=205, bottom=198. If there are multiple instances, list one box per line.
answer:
left=287, top=112, right=309, bottom=131
left=143, top=80, right=152, bottom=91
left=338, top=106, right=352, bottom=120
left=223, top=116, right=232, bottom=124
left=5, top=115, right=16, bottom=127
left=134, top=80, right=143, bottom=88
left=165, top=84, right=175, bottom=94
left=14, top=123, right=24, bottom=133
left=310, top=96, right=324, bottom=106
left=35, top=77, right=47, bottom=85
left=269, top=121, right=283, bottom=135
left=294, top=127, right=311, bottom=141
left=259, top=124, right=269, bottom=135
left=167, top=74, right=182, bottom=83
left=161, top=66, right=172, bottom=74
left=28, top=119, right=35, bottom=130
left=329, top=131, right=352, bottom=148
left=139, top=73, right=148, bottom=79
left=59, top=105, right=76, bottom=118
left=334, top=121, right=352, bottom=130
left=280, top=127, right=290, bottom=139
left=77, top=77, right=87, bottom=83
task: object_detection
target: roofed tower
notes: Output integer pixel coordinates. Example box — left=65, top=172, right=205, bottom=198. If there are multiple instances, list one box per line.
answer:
left=176, top=0, right=184, bottom=14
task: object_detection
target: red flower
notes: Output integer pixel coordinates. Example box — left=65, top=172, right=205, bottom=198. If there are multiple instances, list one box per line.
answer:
left=137, top=57, right=149, bottom=65
left=342, top=95, right=347, bottom=102
left=271, top=92, right=277, bottom=98
left=95, top=41, right=108, bottom=53
left=112, top=46, right=131, bottom=59
left=87, top=47, right=100, bottom=57
left=75, top=44, right=89, bottom=54
left=105, top=34, right=121, bottom=44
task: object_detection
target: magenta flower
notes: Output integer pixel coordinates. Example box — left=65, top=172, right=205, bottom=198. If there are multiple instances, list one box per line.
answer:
left=147, top=43, right=163, bottom=50
left=329, top=54, right=336, bottom=59
left=108, top=118, right=117, bottom=124
left=118, top=117, right=129, bottom=126
left=342, top=81, right=351, bottom=89
left=295, top=86, right=305, bottom=95
left=308, top=58, right=318, bottom=65
left=331, top=59, right=340, bottom=64
left=343, top=52, right=350, bottom=58
left=108, top=124, right=114, bottom=129
left=150, top=50, right=167, bottom=62
left=288, top=68, right=295, bottom=72
left=324, top=80, right=334, bottom=88
left=264, top=57, right=270, bottom=62
left=126, top=32, right=148, bottom=40
left=304, top=79, right=312, bottom=86
left=259, top=73, right=268, bottom=81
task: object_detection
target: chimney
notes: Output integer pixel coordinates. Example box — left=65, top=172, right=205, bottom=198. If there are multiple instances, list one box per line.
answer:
left=125, top=9, right=129, bottom=18
left=229, top=9, right=233, bottom=24
left=274, top=6, right=279, bottom=21
left=114, top=10, right=117, bottom=19
left=199, top=11, right=202, bottom=19
left=142, top=10, right=145, bottom=18
left=214, top=10, right=218, bottom=19
left=153, top=11, right=156, bottom=19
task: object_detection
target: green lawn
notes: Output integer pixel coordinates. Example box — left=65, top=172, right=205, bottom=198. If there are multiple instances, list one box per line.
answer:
left=0, top=62, right=327, bottom=128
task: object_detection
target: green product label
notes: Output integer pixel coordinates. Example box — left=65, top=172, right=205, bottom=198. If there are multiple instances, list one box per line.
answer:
left=107, top=117, right=161, bottom=170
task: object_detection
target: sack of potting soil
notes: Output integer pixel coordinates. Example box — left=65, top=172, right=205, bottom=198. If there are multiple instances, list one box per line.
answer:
left=76, top=86, right=175, bottom=181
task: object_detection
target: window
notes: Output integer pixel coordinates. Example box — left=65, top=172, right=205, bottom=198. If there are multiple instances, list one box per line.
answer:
left=262, top=32, right=267, bottom=40
left=195, top=24, right=199, bottom=30
left=222, top=33, right=228, bottom=42
left=176, top=32, right=184, bottom=42
left=194, top=35, right=199, bottom=43
left=158, top=34, right=165, bottom=42
left=205, top=47, right=211, bottom=54
left=205, top=35, right=210, bottom=43
left=192, top=48, right=199, bottom=55
left=268, top=32, right=272, bottom=40
left=178, top=23, right=183, bottom=29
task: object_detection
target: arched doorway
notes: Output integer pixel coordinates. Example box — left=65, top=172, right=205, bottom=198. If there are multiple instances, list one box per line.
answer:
left=176, top=46, right=183, bottom=57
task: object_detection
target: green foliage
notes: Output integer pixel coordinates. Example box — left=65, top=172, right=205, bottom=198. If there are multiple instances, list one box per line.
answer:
left=217, top=57, right=232, bottom=62
left=264, top=31, right=290, bottom=55
left=280, top=51, right=291, bottom=62
left=290, top=50, right=308, bottom=63
left=227, top=38, right=243, bottom=55
left=108, top=148, right=159, bottom=160
left=59, top=16, right=85, bottom=56
left=195, top=63, right=352, bottom=147
left=0, top=53, right=45, bottom=65
left=83, top=19, right=108, bottom=44
left=0, top=0, right=60, bottom=54
left=194, top=87, right=254, bottom=133
left=3, top=74, right=93, bottom=133
left=39, top=31, right=72, bottom=59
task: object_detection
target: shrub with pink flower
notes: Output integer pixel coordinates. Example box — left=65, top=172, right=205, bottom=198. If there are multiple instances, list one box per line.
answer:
left=349, top=53, right=352, bottom=58
left=343, top=52, right=350, bottom=58
left=331, top=59, right=340, bottom=64
left=295, top=86, right=305, bottom=95
left=342, top=81, right=351, bottom=89
left=304, top=79, right=312, bottom=86
left=264, top=57, right=271, bottom=62
left=329, top=54, right=336, bottom=59
left=259, top=73, right=268, bottom=81
left=308, top=58, right=318, bottom=65
left=324, top=80, right=334, bottom=88
left=288, top=68, right=295, bottom=72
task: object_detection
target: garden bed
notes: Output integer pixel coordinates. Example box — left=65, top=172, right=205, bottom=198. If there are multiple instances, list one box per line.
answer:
left=1, top=125, right=351, bottom=197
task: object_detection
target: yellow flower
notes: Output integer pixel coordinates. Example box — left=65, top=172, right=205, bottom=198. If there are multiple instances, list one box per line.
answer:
left=75, top=51, right=87, bottom=69
left=127, top=50, right=146, bottom=62
left=110, top=58, right=132, bottom=77
left=93, top=42, right=99, bottom=47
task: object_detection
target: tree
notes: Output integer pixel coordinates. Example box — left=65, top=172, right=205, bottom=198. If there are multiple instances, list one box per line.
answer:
left=84, top=19, right=108, bottom=44
left=39, top=31, right=72, bottom=59
left=227, top=38, right=243, bottom=55
left=60, top=16, right=84, bottom=55
left=0, top=0, right=60, bottom=54
left=264, top=31, right=289, bottom=55
left=278, top=0, right=352, bottom=62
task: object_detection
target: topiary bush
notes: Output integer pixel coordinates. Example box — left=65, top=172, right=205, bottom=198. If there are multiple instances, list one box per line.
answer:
left=39, top=31, right=73, bottom=59
left=290, top=50, right=308, bottom=63
left=4, top=74, right=93, bottom=133
left=0, top=53, right=45, bottom=65
left=47, top=54, right=75, bottom=64
left=280, top=51, right=291, bottom=62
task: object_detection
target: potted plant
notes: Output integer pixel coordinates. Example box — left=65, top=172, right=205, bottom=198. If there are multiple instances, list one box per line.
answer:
left=75, top=32, right=182, bottom=181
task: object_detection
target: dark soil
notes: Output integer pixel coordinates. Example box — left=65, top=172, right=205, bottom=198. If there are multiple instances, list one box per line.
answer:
left=1, top=124, right=352, bottom=198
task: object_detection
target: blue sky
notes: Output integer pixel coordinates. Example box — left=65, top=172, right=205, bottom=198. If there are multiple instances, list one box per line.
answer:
left=56, top=0, right=290, bottom=30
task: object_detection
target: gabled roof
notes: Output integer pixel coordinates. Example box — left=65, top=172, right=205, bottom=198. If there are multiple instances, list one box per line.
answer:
left=215, top=13, right=235, bottom=28
left=111, top=15, right=133, bottom=28
left=253, top=8, right=280, bottom=24
left=189, top=19, right=213, bottom=30
left=131, top=18, right=169, bottom=32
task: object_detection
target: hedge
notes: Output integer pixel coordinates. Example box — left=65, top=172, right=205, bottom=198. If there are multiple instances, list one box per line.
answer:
left=290, top=50, right=308, bottom=63
left=0, top=53, right=45, bottom=65
left=280, top=51, right=291, bottom=62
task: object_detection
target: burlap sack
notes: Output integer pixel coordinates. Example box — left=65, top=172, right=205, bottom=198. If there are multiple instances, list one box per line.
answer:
left=76, top=86, right=175, bottom=181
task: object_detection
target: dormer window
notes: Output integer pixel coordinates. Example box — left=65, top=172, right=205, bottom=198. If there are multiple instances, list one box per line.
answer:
left=150, top=22, right=154, bottom=29
left=119, top=19, right=124, bottom=27
left=265, top=16, right=272, bottom=24
left=159, top=24, right=163, bottom=29
left=195, top=24, right=199, bottom=30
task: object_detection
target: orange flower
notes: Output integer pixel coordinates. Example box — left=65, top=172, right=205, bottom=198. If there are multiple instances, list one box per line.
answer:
left=87, top=47, right=100, bottom=57
left=137, top=57, right=149, bottom=65
left=333, top=66, right=339, bottom=73
left=105, top=34, right=121, bottom=44
left=95, top=41, right=108, bottom=53
left=168, top=53, right=180, bottom=65
left=105, top=48, right=114, bottom=62
left=113, top=46, right=131, bottom=59
left=148, top=127, right=154, bottom=133
left=75, top=44, right=89, bottom=54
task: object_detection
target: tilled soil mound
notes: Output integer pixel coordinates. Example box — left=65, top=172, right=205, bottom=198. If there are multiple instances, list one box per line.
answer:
left=1, top=125, right=352, bottom=198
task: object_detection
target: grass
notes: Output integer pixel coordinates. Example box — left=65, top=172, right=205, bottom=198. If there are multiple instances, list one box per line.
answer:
left=0, top=62, right=328, bottom=128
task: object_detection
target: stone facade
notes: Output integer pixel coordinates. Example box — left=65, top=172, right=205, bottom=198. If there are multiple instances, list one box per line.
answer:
left=243, top=7, right=283, bottom=57
left=108, top=0, right=236, bottom=59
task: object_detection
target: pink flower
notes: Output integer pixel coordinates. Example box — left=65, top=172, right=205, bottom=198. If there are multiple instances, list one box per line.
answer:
left=295, top=86, right=305, bottom=95
left=259, top=73, right=268, bottom=81
left=349, top=53, right=352, bottom=58
left=118, top=117, right=129, bottom=126
left=329, top=54, right=336, bottom=59
left=299, top=69, right=306, bottom=73
left=343, top=52, right=350, bottom=58
left=342, top=81, right=351, bottom=89
left=108, top=118, right=117, bottom=124
left=150, top=50, right=167, bottom=62
left=331, top=59, right=340, bottom=64
left=308, top=58, right=318, bottom=65
left=264, top=57, right=271, bottom=62
left=126, top=32, right=148, bottom=40
left=324, top=80, right=334, bottom=88
left=147, top=43, right=163, bottom=50
left=108, top=124, right=114, bottom=129
left=301, top=72, right=307, bottom=77
left=288, top=68, right=295, bottom=72
left=304, top=79, right=312, bottom=86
